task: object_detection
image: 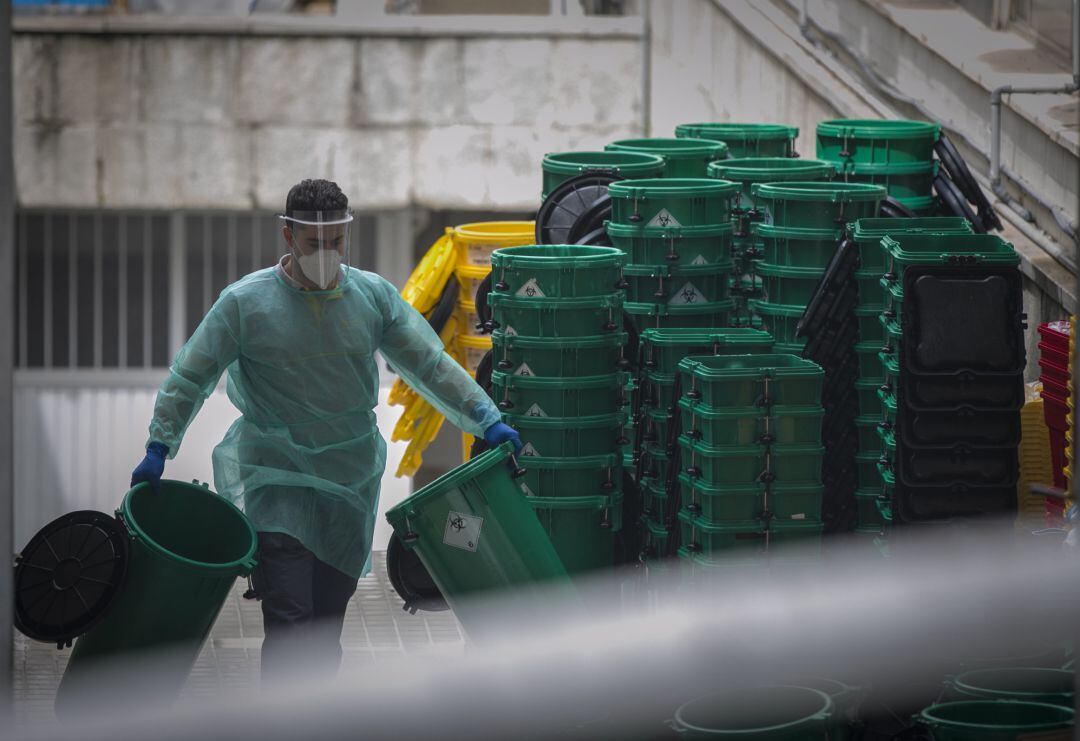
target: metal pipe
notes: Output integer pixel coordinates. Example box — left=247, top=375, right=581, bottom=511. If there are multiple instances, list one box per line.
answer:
left=0, top=0, right=13, bottom=716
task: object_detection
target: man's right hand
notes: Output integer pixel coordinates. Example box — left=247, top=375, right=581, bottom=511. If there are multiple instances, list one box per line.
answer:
left=131, top=442, right=169, bottom=492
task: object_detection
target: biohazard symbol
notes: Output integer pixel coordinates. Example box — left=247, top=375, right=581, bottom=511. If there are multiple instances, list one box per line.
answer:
left=449, top=515, right=466, bottom=533
left=681, top=286, right=698, bottom=303
left=516, top=278, right=546, bottom=299
left=670, top=282, right=703, bottom=306
left=647, top=208, right=682, bottom=228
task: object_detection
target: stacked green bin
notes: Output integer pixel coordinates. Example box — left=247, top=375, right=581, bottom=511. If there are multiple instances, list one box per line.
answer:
left=816, top=119, right=941, bottom=215
left=846, top=217, right=975, bottom=524
left=676, top=122, right=800, bottom=158
left=707, top=158, right=836, bottom=326
left=605, top=178, right=740, bottom=335
left=540, top=150, right=666, bottom=199
left=606, top=137, right=729, bottom=178
left=676, top=354, right=826, bottom=564
left=487, top=245, right=628, bottom=574
left=748, top=182, right=887, bottom=351
left=632, top=329, right=774, bottom=570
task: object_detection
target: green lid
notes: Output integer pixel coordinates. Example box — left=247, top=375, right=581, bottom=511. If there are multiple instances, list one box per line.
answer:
left=678, top=471, right=763, bottom=495
left=604, top=220, right=736, bottom=238
left=607, top=137, right=729, bottom=159
left=682, top=436, right=824, bottom=458
left=678, top=396, right=824, bottom=420
left=708, top=157, right=834, bottom=182
left=541, top=150, right=666, bottom=176
left=893, top=194, right=937, bottom=211
left=640, top=327, right=774, bottom=348
left=677, top=122, right=798, bottom=142
left=490, top=330, right=627, bottom=349
left=491, top=244, right=625, bottom=268
left=752, top=181, right=888, bottom=202
left=752, top=223, right=844, bottom=241
left=607, top=177, right=740, bottom=198
left=677, top=353, right=822, bottom=379
left=817, top=119, right=941, bottom=141
left=748, top=299, right=807, bottom=318
left=754, top=261, right=827, bottom=279
left=848, top=216, right=973, bottom=239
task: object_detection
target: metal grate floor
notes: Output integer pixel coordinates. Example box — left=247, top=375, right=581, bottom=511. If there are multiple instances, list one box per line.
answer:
left=12, top=552, right=465, bottom=728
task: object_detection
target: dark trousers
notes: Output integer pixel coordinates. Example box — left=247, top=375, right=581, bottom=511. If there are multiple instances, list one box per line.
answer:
left=252, top=531, right=358, bottom=685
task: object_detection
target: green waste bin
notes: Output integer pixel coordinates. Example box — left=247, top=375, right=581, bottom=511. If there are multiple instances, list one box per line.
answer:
left=708, top=157, right=835, bottom=212
left=816, top=119, right=940, bottom=165
left=606, top=221, right=735, bottom=267
left=12, top=480, right=259, bottom=715
left=946, top=667, right=1075, bottom=707
left=639, top=327, right=775, bottom=372
left=835, top=159, right=938, bottom=201
left=753, top=224, right=843, bottom=269
left=671, top=685, right=833, bottom=739
left=608, top=177, right=740, bottom=228
left=488, top=292, right=623, bottom=338
left=623, top=298, right=735, bottom=330
left=507, top=411, right=627, bottom=458
left=751, top=181, right=887, bottom=231
left=515, top=452, right=622, bottom=499
left=607, top=137, right=729, bottom=178
left=489, top=330, right=629, bottom=378
left=677, top=353, right=824, bottom=408
left=385, top=442, right=576, bottom=637
left=541, top=150, right=666, bottom=198
left=623, top=262, right=733, bottom=306
left=527, top=493, right=622, bottom=574
left=677, top=122, right=800, bottom=158
left=847, top=216, right=974, bottom=273
left=490, top=370, right=626, bottom=417
left=916, top=700, right=1073, bottom=740
left=489, top=245, right=626, bottom=299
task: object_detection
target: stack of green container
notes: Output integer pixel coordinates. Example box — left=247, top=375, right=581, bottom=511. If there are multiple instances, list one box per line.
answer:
left=845, top=217, right=975, bottom=531
left=633, top=328, right=775, bottom=569
left=706, top=158, right=837, bottom=325
left=486, top=245, right=628, bottom=574
left=675, top=122, right=799, bottom=158
left=606, top=137, right=729, bottom=178
left=605, top=178, right=740, bottom=334
left=816, top=119, right=941, bottom=216
left=675, top=354, right=827, bottom=568
left=747, top=182, right=887, bottom=353
left=540, top=150, right=666, bottom=200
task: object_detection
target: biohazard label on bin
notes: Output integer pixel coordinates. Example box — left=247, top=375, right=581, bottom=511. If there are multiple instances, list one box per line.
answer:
left=647, top=209, right=681, bottom=228
left=669, top=282, right=704, bottom=305
left=504, top=326, right=518, bottom=336
left=691, top=255, right=708, bottom=266
left=516, top=278, right=545, bottom=298
left=524, top=403, right=548, bottom=418
left=514, top=363, right=535, bottom=377
left=443, top=510, right=484, bottom=552
left=521, top=442, right=540, bottom=457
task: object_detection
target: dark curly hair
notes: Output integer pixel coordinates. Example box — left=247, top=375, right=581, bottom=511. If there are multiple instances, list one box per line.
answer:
left=285, top=179, right=349, bottom=215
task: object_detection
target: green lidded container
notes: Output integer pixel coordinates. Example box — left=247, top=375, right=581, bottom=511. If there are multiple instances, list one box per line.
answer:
left=489, top=330, right=628, bottom=378
left=816, top=118, right=941, bottom=165
left=489, top=245, right=625, bottom=300
left=678, top=398, right=824, bottom=447
left=856, top=415, right=883, bottom=452
left=507, top=411, right=627, bottom=458
left=515, top=452, right=621, bottom=499
left=640, top=326, right=774, bottom=372
left=607, top=177, right=740, bottom=228
left=946, top=667, right=1076, bottom=707
left=528, top=493, right=621, bottom=574
left=856, top=305, right=886, bottom=342
left=756, top=262, right=829, bottom=305
left=754, top=224, right=844, bottom=269
left=606, top=137, right=729, bottom=178
left=855, top=487, right=889, bottom=529
left=487, top=293, right=622, bottom=338
left=749, top=300, right=807, bottom=346
left=835, top=159, right=938, bottom=200
left=490, top=371, right=625, bottom=418
left=679, top=473, right=764, bottom=522
left=678, top=353, right=824, bottom=408
left=678, top=509, right=767, bottom=557
left=768, top=482, right=825, bottom=522
left=847, top=216, right=974, bottom=272
left=671, top=685, right=833, bottom=740
left=385, top=443, right=576, bottom=636
left=678, top=122, right=800, bottom=158
left=623, top=262, right=733, bottom=306
left=916, top=700, right=1073, bottom=741
left=680, top=437, right=824, bottom=486
left=881, top=233, right=1020, bottom=277
left=541, top=150, right=665, bottom=198
left=708, top=157, right=835, bottom=211
left=623, top=299, right=735, bottom=330
left=605, top=222, right=735, bottom=267
left=53, top=480, right=258, bottom=715
left=752, top=181, right=887, bottom=231
left=856, top=378, right=886, bottom=419
left=855, top=341, right=883, bottom=378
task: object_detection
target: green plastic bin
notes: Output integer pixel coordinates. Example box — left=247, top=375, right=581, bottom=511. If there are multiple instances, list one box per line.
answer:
left=855, top=378, right=885, bottom=415
left=770, top=482, right=825, bottom=522
left=946, top=668, right=1075, bottom=707
left=541, top=150, right=666, bottom=198
left=896, top=194, right=938, bottom=215
left=384, top=443, right=576, bottom=637
left=488, top=245, right=625, bottom=299
left=679, top=473, right=765, bottom=522
left=623, top=262, right=733, bottom=306
left=515, top=453, right=621, bottom=499
left=749, top=300, right=807, bottom=346
left=489, top=330, right=628, bottom=378
left=490, top=371, right=625, bottom=417
left=607, top=177, right=740, bottom=228
left=640, top=327, right=775, bottom=371
left=606, top=221, right=735, bottom=267
left=855, top=341, right=883, bottom=378
left=754, top=224, right=843, bottom=269
left=677, top=122, right=800, bottom=158
left=624, top=299, right=735, bottom=330
left=641, top=405, right=675, bottom=447
left=856, top=415, right=882, bottom=452
left=847, top=216, right=973, bottom=272
left=678, top=353, right=824, bottom=408
left=881, top=233, right=1020, bottom=277
left=678, top=509, right=767, bottom=557
left=816, top=119, right=941, bottom=165
left=606, top=138, right=729, bottom=179
left=680, top=436, right=824, bottom=486
left=678, top=398, right=824, bottom=446
left=756, top=262, right=828, bottom=305
left=640, top=370, right=679, bottom=411
left=856, top=305, right=885, bottom=343
left=791, top=677, right=862, bottom=741
left=528, top=493, right=621, bottom=574
left=834, top=159, right=938, bottom=200
left=768, top=518, right=825, bottom=550
left=507, top=411, right=627, bottom=458
left=855, top=270, right=886, bottom=309
left=916, top=700, right=1073, bottom=741
left=671, top=685, right=833, bottom=740
left=855, top=487, right=889, bottom=529
left=752, top=181, right=887, bottom=231
left=856, top=451, right=883, bottom=488
left=708, top=157, right=835, bottom=211
left=640, top=515, right=672, bottom=561
left=53, top=480, right=258, bottom=714
left=488, top=292, right=622, bottom=338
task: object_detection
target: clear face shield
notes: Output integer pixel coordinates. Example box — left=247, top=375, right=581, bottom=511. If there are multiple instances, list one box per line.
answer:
left=279, top=209, right=354, bottom=290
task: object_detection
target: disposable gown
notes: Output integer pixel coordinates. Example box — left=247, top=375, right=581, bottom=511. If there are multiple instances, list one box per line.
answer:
left=148, top=267, right=502, bottom=578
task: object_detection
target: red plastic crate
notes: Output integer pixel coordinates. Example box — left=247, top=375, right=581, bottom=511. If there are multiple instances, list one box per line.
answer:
left=1038, top=340, right=1069, bottom=370
left=1040, top=372, right=1069, bottom=401
left=1041, top=388, right=1070, bottom=430
left=1038, top=320, right=1070, bottom=348
left=1038, top=357, right=1070, bottom=386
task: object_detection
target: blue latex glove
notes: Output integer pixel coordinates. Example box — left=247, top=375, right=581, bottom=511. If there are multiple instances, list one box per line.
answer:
left=484, top=422, right=523, bottom=454
left=131, top=441, right=169, bottom=492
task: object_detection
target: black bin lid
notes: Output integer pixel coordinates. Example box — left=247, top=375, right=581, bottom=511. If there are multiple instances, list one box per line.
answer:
left=14, top=510, right=129, bottom=648
left=386, top=531, right=448, bottom=615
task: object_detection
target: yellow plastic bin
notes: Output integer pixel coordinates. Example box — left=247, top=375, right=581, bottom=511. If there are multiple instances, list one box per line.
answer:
left=452, top=221, right=536, bottom=267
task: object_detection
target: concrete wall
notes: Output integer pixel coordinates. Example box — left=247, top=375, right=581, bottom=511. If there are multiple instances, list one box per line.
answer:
left=12, top=28, right=643, bottom=212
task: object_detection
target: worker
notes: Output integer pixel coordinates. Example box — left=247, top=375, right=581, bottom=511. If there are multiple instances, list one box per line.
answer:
left=130, top=179, right=520, bottom=683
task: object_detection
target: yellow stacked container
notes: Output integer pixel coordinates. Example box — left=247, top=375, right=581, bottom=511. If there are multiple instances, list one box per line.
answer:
left=1018, top=382, right=1055, bottom=528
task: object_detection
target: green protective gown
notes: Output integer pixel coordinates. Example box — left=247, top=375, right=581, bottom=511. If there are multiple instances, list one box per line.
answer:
left=148, top=266, right=502, bottom=578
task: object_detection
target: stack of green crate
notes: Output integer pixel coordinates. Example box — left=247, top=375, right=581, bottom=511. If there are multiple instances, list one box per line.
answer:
left=816, top=119, right=941, bottom=216
left=675, top=122, right=799, bottom=159
left=845, top=217, right=976, bottom=531
left=675, top=354, right=826, bottom=568
left=486, top=245, right=628, bottom=574
left=748, top=182, right=887, bottom=354
left=605, top=178, right=740, bottom=335
left=632, top=328, right=774, bottom=570
left=706, top=158, right=837, bottom=326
